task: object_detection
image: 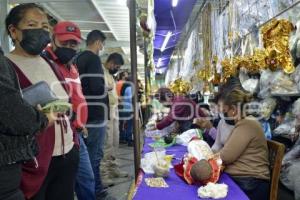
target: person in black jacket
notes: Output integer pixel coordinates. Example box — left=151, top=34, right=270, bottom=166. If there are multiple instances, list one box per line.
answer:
left=75, top=30, right=114, bottom=200
left=0, top=54, right=54, bottom=200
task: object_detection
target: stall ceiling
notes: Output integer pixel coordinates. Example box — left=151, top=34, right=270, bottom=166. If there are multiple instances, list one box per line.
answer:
left=153, top=0, right=198, bottom=73
left=8, top=0, right=145, bottom=78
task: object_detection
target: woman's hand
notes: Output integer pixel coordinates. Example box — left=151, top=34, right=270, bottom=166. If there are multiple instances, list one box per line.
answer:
left=37, top=104, right=58, bottom=127
left=193, top=118, right=213, bottom=129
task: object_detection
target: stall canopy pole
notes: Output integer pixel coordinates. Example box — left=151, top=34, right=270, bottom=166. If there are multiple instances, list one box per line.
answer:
left=129, top=0, right=141, bottom=181
left=144, top=38, right=150, bottom=122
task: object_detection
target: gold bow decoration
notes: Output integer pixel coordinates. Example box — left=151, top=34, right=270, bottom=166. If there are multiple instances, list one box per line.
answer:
left=261, top=19, right=295, bottom=74
left=220, top=19, right=295, bottom=81
left=168, top=78, right=192, bottom=95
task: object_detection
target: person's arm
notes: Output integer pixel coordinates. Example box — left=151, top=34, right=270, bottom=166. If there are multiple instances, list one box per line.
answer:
left=156, top=111, right=174, bottom=130
left=220, top=123, right=254, bottom=164
left=0, top=55, right=48, bottom=136
left=211, top=121, right=223, bottom=152
left=86, top=56, right=106, bottom=96
left=156, top=98, right=192, bottom=130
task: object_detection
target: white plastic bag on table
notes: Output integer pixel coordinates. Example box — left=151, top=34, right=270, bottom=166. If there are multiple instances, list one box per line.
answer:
left=175, top=129, right=202, bottom=146
left=145, top=122, right=177, bottom=138
left=141, top=149, right=172, bottom=174
left=197, top=183, right=228, bottom=199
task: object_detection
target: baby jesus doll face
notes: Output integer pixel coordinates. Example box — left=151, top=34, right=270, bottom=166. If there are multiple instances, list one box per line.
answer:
left=190, top=159, right=213, bottom=183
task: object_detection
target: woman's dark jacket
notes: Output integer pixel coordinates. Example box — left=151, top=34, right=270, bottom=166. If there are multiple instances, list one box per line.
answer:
left=0, top=54, right=48, bottom=167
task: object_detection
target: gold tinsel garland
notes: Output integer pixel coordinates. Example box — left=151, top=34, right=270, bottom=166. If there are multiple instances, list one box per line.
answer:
left=168, top=78, right=192, bottom=95
left=220, top=19, right=295, bottom=80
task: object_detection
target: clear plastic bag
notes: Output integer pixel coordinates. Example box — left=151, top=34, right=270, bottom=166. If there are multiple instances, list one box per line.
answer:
left=240, top=70, right=259, bottom=94
left=261, top=98, right=277, bottom=120
left=175, top=129, right=203, bottom=146
left=280, top=137, right=300, bottom=199
left=259, top=70, right=276, bottom=99
left=274, top=120, right=295, bottom=135
left=271, top=71, right=299, bottom=95
left=291, top=65, right=300, bottom=92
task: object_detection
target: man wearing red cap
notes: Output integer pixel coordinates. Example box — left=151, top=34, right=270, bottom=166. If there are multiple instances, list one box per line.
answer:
left=43, top=21, right=95, bottom=200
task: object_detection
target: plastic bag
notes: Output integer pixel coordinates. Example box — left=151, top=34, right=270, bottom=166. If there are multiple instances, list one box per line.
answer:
left=271, top=71, right=299, bottom=95
left=280, top=137, right=300, bottom=200
left=260, top=98, right=277, bottom=120
left=145, top=122, right=178, bottom=138
left=198, top=183, right=228, bottom=199
left=175, top=129, right=203, bottom=146
left=141, top=149, right=172, bottom=174
left=239, top=68, right=259, bottom=94
left=273, top=120, right=295, bottom=136
left=291, top=65, right=300, bottom=92
left=241, top=78, right=259, bottom=94
left=274, top=120, right=299, bottom=142
left=259, top=70, right=276, bottom=99
left=292, top=98, right=300, bottom=117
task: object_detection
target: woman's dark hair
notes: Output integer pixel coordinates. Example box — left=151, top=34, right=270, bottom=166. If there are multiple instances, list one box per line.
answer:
left=5, top=3, right=46, bottom=37
left=156, top=87, right=174, bottom=102
left=118, top=71, right=129, bottom=80
left=214, top=76, right=246, bottom=103
left=107, top=53, right=124, bottom=65
left=86, top=30, right=106, bottom=46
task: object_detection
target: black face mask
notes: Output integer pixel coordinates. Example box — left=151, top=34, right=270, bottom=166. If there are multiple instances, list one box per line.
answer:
left=109, top=68, right=118, bottom=75
left=20, top=29, right=50, bottom=55
left=54, top=47, right=77, bottom=64
left=223, top=112, right=236, bottom=126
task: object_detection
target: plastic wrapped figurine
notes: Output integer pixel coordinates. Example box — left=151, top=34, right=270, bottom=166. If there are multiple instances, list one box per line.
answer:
left=174, top=138, right=222, bottom=185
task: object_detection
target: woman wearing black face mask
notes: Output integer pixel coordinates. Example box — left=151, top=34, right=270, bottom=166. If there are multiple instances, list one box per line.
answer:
left=5, top=3, right=79, bottom=200
left=217, top=88, right=270, bottom=200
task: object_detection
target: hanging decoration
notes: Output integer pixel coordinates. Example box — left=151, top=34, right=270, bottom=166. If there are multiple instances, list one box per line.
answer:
left=261, top=19, right=295, bottom=74
left=169, top=78, right=192, bottom=95
left=219, top=18, right=295, bottom=80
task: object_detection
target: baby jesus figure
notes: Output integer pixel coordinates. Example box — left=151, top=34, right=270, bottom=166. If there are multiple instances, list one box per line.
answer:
left=174, top=138, right=222, bottom=185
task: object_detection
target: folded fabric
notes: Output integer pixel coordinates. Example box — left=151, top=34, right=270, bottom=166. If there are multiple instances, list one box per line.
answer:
left=198, top=183, right=228, bottom=199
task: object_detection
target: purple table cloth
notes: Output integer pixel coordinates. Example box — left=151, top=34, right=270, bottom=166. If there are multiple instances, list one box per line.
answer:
left=133, top=138, right=249, bottom=200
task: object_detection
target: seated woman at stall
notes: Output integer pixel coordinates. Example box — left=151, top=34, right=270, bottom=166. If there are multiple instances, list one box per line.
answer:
left=211, top=77, right=245, bottom=152
left=218, top=88, right=270, bottom=200
left=153, top=87, right=206, bottom=133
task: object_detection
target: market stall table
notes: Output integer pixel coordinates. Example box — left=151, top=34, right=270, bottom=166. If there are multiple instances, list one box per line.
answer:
left=132, top=137, right=249, bottom=200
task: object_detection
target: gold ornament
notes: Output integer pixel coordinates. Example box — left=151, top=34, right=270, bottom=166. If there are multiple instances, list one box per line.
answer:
left=169, top=78, right=192, bottom=95
left=261, top=19, right=295, bottom=73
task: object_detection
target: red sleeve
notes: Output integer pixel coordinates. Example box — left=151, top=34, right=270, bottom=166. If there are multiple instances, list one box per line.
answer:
left=68, top=65, right=88, bottom=129
left=156, top=112, right=174, bottom=130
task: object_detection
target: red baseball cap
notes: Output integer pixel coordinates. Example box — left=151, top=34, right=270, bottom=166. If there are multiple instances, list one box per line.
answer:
left=53, top=21, right=82, bottom=43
